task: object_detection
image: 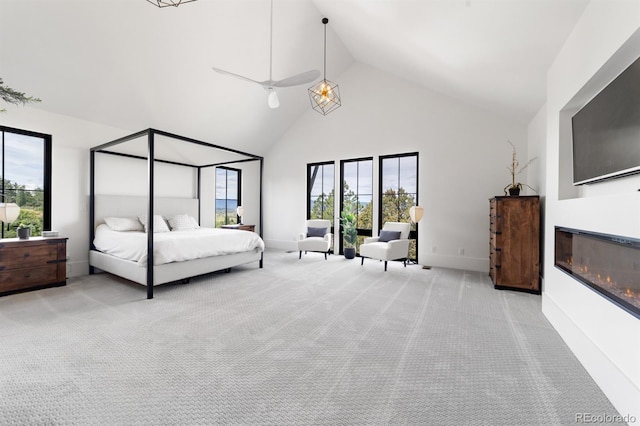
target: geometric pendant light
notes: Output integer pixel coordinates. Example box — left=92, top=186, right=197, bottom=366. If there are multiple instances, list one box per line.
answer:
left=146, top=0, right=197, bottom=8
left=308, top=18, right=341, bottom=115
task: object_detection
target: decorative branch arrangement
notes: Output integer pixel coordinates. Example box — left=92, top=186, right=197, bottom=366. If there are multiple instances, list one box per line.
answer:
left=504, top=140, right=537, bottom=196
left=0, top=78, right=41, bottom=112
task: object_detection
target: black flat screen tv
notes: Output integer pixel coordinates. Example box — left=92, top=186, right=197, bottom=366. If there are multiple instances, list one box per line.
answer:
left=571, top=55, right=640, bottom=185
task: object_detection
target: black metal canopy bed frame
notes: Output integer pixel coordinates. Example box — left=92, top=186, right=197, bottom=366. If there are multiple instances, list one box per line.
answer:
left=89, top=128, right=264, bottom=299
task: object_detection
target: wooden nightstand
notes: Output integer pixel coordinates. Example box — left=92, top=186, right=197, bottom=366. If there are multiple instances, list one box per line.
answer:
left=221, top=224, right=256, bottom=232
left=0, top=237, right=68, bottom=296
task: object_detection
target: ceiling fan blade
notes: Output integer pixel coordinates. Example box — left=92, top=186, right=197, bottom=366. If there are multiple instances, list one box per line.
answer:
left=272, top=70, right=321, bottom=87
left=211, top=67, right=262, bottom=85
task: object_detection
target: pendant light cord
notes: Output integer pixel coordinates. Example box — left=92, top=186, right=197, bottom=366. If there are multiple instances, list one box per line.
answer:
left=323, top=18, right=328, bottom=81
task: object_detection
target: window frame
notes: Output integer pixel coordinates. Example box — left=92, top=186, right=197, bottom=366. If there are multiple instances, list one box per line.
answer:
left=378, top=152, right=419, bottom=260
left=339, top=157, right=373, bottom=255
left=306, top=161, right=335, bottom=226
left=0, top=126, right=52, bottom=238
left=215, top=166, right=241, bottom=226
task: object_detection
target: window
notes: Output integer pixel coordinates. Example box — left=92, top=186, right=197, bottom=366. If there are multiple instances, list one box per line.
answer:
left=215, top=167, right=241, bottom=227
left=0, top=126, right=51, bottom=238
left=380, top=153, right=418, bottom=260
left=340, top=158, right=373, bottom=254
left=307, top=162, right=335, bottom=224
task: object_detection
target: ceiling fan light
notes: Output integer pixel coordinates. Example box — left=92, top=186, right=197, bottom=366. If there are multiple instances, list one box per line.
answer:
left=309, top=79, right=341, bottom=115
left=267, top=89, right=280, bottom=109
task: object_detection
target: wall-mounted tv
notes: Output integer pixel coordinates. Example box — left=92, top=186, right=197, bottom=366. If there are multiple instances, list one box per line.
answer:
left=572, top=56, right=640, bottom=185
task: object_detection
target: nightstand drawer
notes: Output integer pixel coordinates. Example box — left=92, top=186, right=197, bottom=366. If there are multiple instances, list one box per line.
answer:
left=0, top=244, right=59, bottom=270
left=0, top=265, right=60, bottom=292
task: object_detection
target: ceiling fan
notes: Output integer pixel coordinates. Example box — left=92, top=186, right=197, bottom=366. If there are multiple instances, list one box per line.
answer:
left=212, top=0, right=320, bottom=109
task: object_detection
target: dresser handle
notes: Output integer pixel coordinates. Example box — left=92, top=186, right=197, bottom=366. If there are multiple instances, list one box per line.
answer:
left=24, top=273, right=31, bottom=278
left=23, top=252, right=31, bottom=259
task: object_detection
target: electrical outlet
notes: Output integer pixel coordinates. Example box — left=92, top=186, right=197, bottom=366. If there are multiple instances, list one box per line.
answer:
left=458, top=248, right=464, bottom=255
left=431, top=246, right=437, bottom=253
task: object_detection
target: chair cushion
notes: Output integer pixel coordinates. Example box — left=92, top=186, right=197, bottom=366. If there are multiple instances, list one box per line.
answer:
left=379, top=230, right=401, bottom=242
left=298, top=237, right=331, bottom=252
left=307, top=227, right=326, bottom=237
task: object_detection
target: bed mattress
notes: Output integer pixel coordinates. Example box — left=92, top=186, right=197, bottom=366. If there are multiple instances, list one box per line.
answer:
left=93, top=224, right=264, bottom=266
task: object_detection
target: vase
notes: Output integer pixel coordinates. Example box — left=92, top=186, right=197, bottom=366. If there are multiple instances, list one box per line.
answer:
left=17, top=227, right=30, bottom=240
left=508, top=187, right=520, bottom=196
left=344, top=247, right=356, bottom=259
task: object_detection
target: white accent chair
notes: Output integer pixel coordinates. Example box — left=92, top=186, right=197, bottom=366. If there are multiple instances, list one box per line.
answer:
left=298, top=219, right=332, bottom=260
left=359, top=222, right=411, bottom=271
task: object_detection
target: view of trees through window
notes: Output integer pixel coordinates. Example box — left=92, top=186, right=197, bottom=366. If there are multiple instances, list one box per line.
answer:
left=0, top=127, right=49, bottom=238
left=380, top=153, right=418, bottom=260
left=215, top=167, right=240, bottom=227
left=341, top=158, right=373, bottom=254
left=308, top=162, right=334, bottom=224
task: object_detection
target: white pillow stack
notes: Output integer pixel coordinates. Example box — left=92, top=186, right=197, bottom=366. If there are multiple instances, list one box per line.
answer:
left=167, top=214, right=199, bottom=231
left=103, top=217, right=144, bottom=232
left=138, top=215, right=170, bottom=233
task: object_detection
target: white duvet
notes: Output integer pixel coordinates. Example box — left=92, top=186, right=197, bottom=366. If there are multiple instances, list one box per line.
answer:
left=93, top=224, right=265, bottom=266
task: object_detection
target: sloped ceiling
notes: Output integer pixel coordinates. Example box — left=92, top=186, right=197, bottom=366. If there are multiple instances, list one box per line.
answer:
left=0, top=0, right=588, bottom=156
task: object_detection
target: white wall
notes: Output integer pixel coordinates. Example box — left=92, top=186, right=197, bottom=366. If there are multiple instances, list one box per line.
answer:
left=542, top=0, right=640, bottom=420
left=263, top=62, right=528, bottom=272
left=527, top=104, right=547, bottom=282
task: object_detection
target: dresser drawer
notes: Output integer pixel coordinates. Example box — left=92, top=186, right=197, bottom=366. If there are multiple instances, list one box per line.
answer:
left=0, top=265, right=61, bottom=292
left=0, top=244, right=60, bottom=269
left=0, top=237, right=67, bottom=296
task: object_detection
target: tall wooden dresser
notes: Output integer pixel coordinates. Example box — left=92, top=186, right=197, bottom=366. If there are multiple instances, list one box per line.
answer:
left=0, top=237, right=67, bottom=296
left=489, top=196, right=540, bottom=293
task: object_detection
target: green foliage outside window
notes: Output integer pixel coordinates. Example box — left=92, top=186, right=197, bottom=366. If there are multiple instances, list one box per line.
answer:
left=381, top=187, right=417, bottom=260
left=1, top=179, right=44, bottom=238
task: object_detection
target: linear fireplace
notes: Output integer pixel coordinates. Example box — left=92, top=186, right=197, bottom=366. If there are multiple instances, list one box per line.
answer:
left=555, top=227, right=640, bottom=319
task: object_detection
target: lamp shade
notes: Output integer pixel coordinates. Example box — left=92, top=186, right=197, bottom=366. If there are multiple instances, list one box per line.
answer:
left=409, top=206, right=424, bottom=223
left=0, top=203, right=20, bottom=224
left=236, top=206, right=244, bottom=217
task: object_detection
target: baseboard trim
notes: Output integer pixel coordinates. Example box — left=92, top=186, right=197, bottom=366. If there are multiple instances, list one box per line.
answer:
left=419, top=253, right=488, bottom=273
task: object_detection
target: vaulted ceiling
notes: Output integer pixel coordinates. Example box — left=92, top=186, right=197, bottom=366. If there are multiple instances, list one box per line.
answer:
left=0, top=0, right=589, bottom=155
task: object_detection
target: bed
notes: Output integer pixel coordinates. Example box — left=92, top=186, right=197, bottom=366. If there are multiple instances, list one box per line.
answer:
left=89, top=129, right=265, bottom=299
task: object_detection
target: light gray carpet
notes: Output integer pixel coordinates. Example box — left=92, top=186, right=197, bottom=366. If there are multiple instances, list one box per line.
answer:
left=0, top=249, right=619, bottom=425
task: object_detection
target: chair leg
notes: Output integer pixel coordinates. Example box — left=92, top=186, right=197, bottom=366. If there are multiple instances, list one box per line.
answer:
left=384, top=261, right=388, bottom=271
left=404, top=259, right=407, bottom=267
left=324, top=252, right=327, bottom=260
left=361, top=257, right=364, bottom=266
left=299, top=251, right=302, bottom=259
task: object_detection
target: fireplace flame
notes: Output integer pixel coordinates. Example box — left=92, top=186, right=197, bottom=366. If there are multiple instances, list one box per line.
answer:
left=560, top=256, right=640, bottom=307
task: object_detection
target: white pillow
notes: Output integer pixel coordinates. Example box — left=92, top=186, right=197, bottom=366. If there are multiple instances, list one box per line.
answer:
left=188, top=215, right=200, bottom=228
left=104, top=217, right=144, bottom=232
left=138, top=215, right=170, bottom=233
left=168, top=214, right=198, bottom=231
